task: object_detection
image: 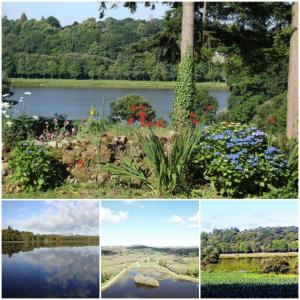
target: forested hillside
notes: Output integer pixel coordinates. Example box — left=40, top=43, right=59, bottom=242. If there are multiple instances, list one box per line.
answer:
left=201, top=226, right=298, bottom=254
left=2, top=226, right=99, bottom=243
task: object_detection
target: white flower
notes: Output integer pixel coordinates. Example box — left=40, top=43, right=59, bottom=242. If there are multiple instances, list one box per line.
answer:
left=32, top=115, right=39, bottom=120
left=19, top=99, right=23, bottom=103
left=2, top=94, right=10, bottom=98
left=19, top=96, right=24, bottom=100
left=24, top=92, right=31, bottom=95
left=6, top=121, right=13, bottom=127
left=2, top=103, right=10, bottom=108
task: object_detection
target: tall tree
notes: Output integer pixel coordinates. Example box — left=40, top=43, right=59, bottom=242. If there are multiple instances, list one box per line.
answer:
left=180, top=2, right=195, bottom=59
left=286, top=2, right=298, bottom=140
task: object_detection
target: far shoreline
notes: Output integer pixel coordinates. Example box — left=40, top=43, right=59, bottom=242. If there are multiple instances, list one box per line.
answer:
left=9, top=78, right=228, bottom=91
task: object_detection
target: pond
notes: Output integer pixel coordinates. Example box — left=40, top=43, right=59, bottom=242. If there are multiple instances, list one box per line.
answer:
left=215, top=256, right=298, bottom=273
left=8, top=87, right=229, bottom=121
left=2, top=243, right=99, bottom=298
left=102, top=268, right=199, bottom=298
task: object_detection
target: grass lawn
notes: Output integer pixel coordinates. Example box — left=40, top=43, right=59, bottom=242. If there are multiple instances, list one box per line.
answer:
left=10, top=78, right=228, bottom=91
left=201, top=271, right=298, bottom=298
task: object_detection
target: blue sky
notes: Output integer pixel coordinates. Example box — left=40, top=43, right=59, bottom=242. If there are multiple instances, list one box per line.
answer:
left=2, top=201, right=99, bottom=235
left=201, top=200, right=298, bottom=232
left=101, top=201, right=199, bottom=247
left=2, top=2, right=168, bottom=26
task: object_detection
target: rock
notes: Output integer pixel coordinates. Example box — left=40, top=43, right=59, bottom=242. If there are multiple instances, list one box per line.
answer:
left=106, top=143, right=116, bottom=150
left=2, top=162, right=10, bottom=176
left=101, top=134, right=114, bottom=144
left=99, top=150, right=114, bottom=164
left=119, top=136, right=128, bottom=145
left=112, top=137, right=119, bottom=145
left=48, top=141, right=57, bottom=148
left=62, top=152, right=75, bottom=165
left=118, top=144, right=126, bottom=151
left=97, top=172, right=110, bottom=184
left=34, top=140, right=44, bottom=146
left=61, top=139, right=71, bottom=149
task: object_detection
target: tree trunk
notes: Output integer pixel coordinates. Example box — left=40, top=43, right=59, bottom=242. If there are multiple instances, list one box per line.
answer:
left=286, top=2, right=298, bottom=140
left=180, top=2, right=195, bottom=60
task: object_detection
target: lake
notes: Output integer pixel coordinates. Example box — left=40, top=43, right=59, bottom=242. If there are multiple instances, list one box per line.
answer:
left=101, top=268, right=199, bottom=298
left=2, top=244, right=99, bottom=298
left=8, top=87, right=229, bottom=121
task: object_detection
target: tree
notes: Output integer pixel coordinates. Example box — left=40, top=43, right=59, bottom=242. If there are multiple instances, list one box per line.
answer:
left=180, top=2, right=195, bottom=60
left=286, top=2, right=298, bottom=140
left=45, top=16, right=61, bottom=28
left=172, top=50, right=196, bottom=126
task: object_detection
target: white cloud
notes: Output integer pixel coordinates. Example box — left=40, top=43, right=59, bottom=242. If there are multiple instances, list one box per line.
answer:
left=101, top=206, right=128, bottom=223
left=188, top=210, right=199, bottom=228
left=23, top=201, right=99, bottom=235
left=167, top=214, right=185, bottom=224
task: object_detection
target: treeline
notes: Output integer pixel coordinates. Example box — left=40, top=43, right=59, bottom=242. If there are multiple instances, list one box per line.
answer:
left=201, top=226, right=298, bottom=254
left=2, top=226, right=99, bottom=244
left=2, top=13, right=223, bottom=82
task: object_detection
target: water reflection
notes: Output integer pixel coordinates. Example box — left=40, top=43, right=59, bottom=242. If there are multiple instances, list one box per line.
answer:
left=2, top=244, right=99, bottom=298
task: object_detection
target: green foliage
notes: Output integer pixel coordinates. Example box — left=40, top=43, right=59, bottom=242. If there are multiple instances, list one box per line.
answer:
left=201, top=226, right=298, bottom=254
left=193, top=90, right=218, bottom=125
left=254, top=93, right=287, bottom=135
left=110, top=95, right=155, bottom=122
left=201, top=246, right=220, bottom=270
left=172, top=51, right=196, bottom=126
left=193, top=123, right=289, bottom=197
left=9, top=141, right=66, bottom=190
left=105, top=128, right=200, bottom=196
left=2, top=72, right=13, bottom=95
left=262, top=257, right=290, bottom=274
left=201, top=271, right=298, bottom=298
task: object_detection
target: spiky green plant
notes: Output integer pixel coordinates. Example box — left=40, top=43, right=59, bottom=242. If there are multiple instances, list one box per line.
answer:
left=105, top=128, right=200, bottom=196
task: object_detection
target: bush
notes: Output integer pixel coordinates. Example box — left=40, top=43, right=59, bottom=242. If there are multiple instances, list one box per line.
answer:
left=110, top=95, right=155, bottom=123
left=201, top=246, right=220, bottom=270
left=261, top=257, right=290, bottom=274
left=193, top=90, right=218, bottom=125
left=254, top=93, right=287, bottom=135
left=9, top=141, right=66, bottom=190
left=172, top=50, right=196, bottom=126
left=193, top=123, right=289, bottom=197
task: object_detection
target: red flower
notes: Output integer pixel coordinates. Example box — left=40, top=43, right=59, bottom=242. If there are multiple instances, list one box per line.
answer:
left=127, top=118, right=134, bottom=125
left=267, top=115, right=277, bottom=125
left=147, top=121, right=153, bottom=127
left=77, top=159, right=85, bottom=169
left=140, top=105, right=145, bottom=111
left=191, top=119, right=199, bottom=125
left=205, top=104, right=214, bottom=112
left=190, top=112, right=197, bottom=118
left=130, top=104, right=137, bottom=111
left=157, top=120, right=164, bottom=128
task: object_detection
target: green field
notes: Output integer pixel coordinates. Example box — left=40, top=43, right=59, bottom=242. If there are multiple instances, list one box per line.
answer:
left=9, top=78, right=228, bottom=90
left=201, top=271, right=298, bottom=298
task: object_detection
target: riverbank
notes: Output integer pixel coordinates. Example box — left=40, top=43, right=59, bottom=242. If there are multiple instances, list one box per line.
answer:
left=101, top=264, right=198, bottom=291
left=10, top=78, right=228, bottom=91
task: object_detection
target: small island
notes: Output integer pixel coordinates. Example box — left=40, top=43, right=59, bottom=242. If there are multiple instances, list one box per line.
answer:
left=134, top=274, right=160, bottom=287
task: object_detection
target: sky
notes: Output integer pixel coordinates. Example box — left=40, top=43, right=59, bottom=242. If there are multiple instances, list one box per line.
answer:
left=2, top=201, right=99, bottom=235
left=2, top=2, right=169, bottom=26
left=101, top=201, right=199, bottom=247
left=201, top=200, right=298, bottom=232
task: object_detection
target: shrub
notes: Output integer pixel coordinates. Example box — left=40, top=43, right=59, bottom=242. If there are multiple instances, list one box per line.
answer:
left=172, top=50, right=196, bottom=127
left=110, top=95, right=155, bottom=123
left=261, top=257, right=290, bottom=274
left=201, top=246, right=220, bottom=270
left=9, top=141, right=66, bottom=190
left=193, top=123, right=289, bottom=197
left=193, top=90, right=218, bottom=125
